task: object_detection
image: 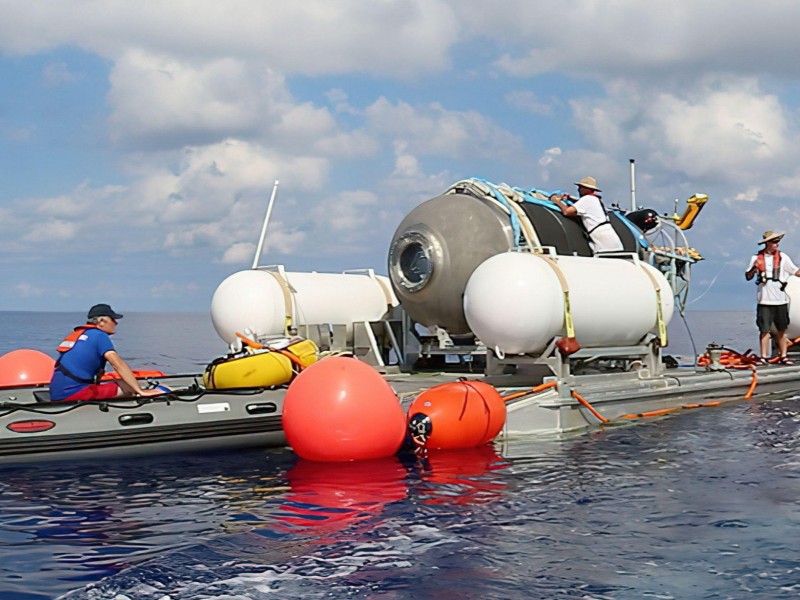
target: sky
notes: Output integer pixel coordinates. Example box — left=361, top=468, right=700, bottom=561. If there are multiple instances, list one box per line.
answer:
left=1, top=0, right=799, bottom=313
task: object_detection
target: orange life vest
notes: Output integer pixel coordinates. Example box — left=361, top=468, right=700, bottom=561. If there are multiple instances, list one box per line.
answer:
left=754, top=250, right=782, bottom=285
left=55, top=325, right=104, bottom=385
left=56, top=325, right=100, bottom=354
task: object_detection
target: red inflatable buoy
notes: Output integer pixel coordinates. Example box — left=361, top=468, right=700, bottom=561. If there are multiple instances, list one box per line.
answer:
left=407, top=380, right=507, bottom=450
left=282, top=356, right=406, bottom=461
left=0, top=349, right=55, bottom=387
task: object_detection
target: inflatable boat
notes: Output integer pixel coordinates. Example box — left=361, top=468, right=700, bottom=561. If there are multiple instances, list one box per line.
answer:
left=0, top=338, right=322, bottom=464
left=0, top=373, right=289, bottom=464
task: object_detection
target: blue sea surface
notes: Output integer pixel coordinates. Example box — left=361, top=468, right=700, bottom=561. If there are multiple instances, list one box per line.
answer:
left=1, top=311, right=799, bottom=599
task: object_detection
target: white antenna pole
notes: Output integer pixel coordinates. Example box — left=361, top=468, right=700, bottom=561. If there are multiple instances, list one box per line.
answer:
left=629, top=159, right=637, bottom=212
left=252, top=180, right=280, bottom=269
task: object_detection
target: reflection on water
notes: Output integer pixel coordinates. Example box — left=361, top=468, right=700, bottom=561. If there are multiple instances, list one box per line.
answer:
left=57, top=397, right=800, bottom=600
left=276, top=456, right=408, bottom=535
left=415, top=445, right=510, bottom=506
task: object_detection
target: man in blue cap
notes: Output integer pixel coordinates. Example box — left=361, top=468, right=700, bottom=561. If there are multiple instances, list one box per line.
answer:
left=49, top=304, right=162, bottom=401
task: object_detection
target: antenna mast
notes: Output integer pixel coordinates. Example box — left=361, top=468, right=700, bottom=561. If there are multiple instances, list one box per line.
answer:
left=252, top=180, right=280, bottom=269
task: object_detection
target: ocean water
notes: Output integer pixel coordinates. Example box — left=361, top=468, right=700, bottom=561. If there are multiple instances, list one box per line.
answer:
left=1, top=311, right=800, bottom=599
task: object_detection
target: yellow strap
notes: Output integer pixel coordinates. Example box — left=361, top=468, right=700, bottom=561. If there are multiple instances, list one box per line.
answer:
left=538, top=255, right=576, bottom=338
left=638, top=264, right=668, bottom=346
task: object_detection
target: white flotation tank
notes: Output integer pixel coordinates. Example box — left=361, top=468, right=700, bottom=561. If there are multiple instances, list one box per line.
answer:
left=784, top=278, right=800, bottom=339
left=463, top=252, right=674, bottom=355
left=211, top=268, right=398, bottom=345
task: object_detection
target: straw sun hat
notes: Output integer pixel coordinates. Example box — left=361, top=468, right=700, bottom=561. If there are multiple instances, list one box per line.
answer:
left=758, top=230, right=785, bottom=245
left=574, top=177, right=601, bottom=192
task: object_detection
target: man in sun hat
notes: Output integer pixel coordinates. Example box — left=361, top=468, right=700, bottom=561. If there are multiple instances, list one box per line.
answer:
left=550, top=176, right=624, bottom=253
left=745, top=231, right=800, bottom=364
left=49, top=304, right=162, bottom=401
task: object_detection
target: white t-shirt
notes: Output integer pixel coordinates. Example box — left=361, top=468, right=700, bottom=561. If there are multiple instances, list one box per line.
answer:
left=573, top=194, right=624, bottom=253
left=746, top=251, right=799, bottom=305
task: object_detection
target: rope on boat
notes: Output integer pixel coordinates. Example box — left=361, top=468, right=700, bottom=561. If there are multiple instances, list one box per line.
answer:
left=696, top=337, right=800, bottom=369
left=0, top=385, right=274, bottom=417
left=571, top=390, right=609, bottom=424
left=501, top=381, right=558, bottom=402
left=500, top=382, right=610, bottom=426
left=744, top=366, right=758, bottom=399
left=501, top=350, right=765, bottom=427
left=618, top=401, right=723, bottom=420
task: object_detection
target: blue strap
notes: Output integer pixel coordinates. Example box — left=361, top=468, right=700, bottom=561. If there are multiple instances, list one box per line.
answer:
left=514, top=187, right=575, bottom=213
left=470, top=178, right=523, bottom=247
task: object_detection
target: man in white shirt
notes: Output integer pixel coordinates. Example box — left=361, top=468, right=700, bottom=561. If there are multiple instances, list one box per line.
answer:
left=551, top=177, right=624, bottom=253
left=745, top=230, right=800, bottom=364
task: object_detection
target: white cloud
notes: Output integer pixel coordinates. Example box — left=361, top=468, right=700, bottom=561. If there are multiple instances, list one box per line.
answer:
left=364, top=97, right=524, bottom=160
left=567, top=78, right=793, bottom=188
left=42, top=61, right=78, bottom=86
left=130, top=139, right=329, bottom=221
left=538, top=147, right=562, bottom=167
left=0, top=1, right=459, bottom=77
left=505, top=90, right=553, bottom=116
left=108, top=51, right=294, bottom=149
left=220, top=242, right=256, bottom=265
left=13, top=282, right=43, bottom=297
left=479, top=1, right=800, bottom=81
left=22, top=220, right=78, bottom=242
left=313, top=190, right=379, bottom=233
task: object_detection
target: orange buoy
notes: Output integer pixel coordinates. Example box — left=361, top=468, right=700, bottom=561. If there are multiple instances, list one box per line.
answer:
left=282, top=356, right=406, bottom=461
left=407, top=380, right=507, bottom=450
left=0, top=349, right=55, bottom=387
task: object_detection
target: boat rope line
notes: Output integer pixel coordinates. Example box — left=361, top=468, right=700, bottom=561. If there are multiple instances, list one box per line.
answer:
left=0, top=386, right=274, bottom=417
left=677, top=310, right=701, bottom=371
left=459, top=378, right=499, bottom=442
left=501, top=381, right=558, bottom=402
left=571, top=390, right=609, bottom=424
left=618, top=401, right=723, bottom=421
left=696, top=338, right=800, bottom=371
left=234, top=332, right=308, bottom=372
left=686, top=261, right=734, bottom=305
left=745, top=366, right=758, bottom=399
left=503, top=373, right=761, bottom=427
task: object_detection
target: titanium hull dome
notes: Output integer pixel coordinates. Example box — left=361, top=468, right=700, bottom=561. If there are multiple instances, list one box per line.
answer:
left=388, top=193, right=514, bottom=335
